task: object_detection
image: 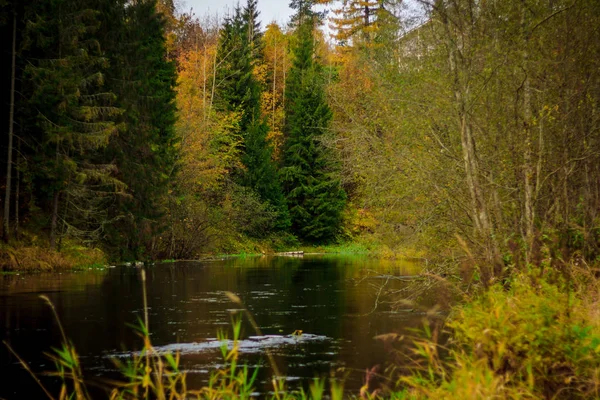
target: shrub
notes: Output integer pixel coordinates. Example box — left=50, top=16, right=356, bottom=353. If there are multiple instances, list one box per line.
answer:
left=400, top=268, right=600, bottom=399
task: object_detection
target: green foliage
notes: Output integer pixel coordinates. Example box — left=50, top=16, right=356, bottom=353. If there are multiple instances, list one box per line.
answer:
left=282, top=20, right=346, bottom=243
left=200, top=314, right=260, bottom=399
left=229, top=184, right=280, bottom=237
left=288, top=0, right=327, bottom=26
left=215, top=1, right=290, bottom=233
left=22, top=0, right=124, bottom=245
left=399, top=269, right=600, bottom=399
left=326, top=0, right=600, bottom=264
left=100, top=0, right=178, bottom=260
left=242, top=120, right=291, bottom=231
left=1, top=0, right=180, bottom=260
left=299, top=241, right=371, bottom=254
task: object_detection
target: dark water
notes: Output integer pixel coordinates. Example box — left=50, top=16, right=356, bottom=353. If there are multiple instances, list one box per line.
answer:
left=0, top=255, right=441, bottom=398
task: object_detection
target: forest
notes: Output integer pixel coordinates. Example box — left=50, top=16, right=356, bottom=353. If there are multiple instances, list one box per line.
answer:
left=1, top=0, right=600, bottom=398
left=1, top=0, right=599, bottom=272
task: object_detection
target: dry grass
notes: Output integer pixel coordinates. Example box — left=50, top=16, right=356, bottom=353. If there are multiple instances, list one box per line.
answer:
left=0, top=242, right=106, bottom=272
left=394, top=262, right=600, bottom=400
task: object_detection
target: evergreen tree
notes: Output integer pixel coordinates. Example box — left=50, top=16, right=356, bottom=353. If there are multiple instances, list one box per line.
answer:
left=215, top=0, right=289, bottom=233
left=100, top=0, right=178, bottom=258
left=281, top=17, right=346, bottom=242
left=23, top=0, right=123, bottom=249
left=288, top=0, right=328, bottom=27
left=243, top=0, right=263, bottom=62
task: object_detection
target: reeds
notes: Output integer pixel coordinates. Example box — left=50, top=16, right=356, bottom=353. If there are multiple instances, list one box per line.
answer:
left=395, top=263, right=600, bottom=399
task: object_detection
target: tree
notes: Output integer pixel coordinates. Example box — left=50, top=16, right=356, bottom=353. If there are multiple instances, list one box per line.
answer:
left=100, top=0, right=178, bottom=258
left=3, top=10, right=16, bottom=242
left=282, top=16, right=346, bottom=242
left=288, top=0, right=330, bottom=27
left=23, top=0, right=123, bottom=249
left=215, top=0, right=290, bottom=233
left=329, top=0, right=397, bottom=47
left=327, top=0, right=600, bottom=272
left=260, top=22, right=290, bottom=159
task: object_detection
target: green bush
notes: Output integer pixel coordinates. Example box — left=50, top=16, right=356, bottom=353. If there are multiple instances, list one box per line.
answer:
left=400, top=269, right=600, bottom=399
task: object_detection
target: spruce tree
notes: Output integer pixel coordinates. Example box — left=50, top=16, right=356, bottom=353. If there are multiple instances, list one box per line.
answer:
left=215, top=0, right=289, bottom=232
left=281, top=16, right=346, bottom=242
left=23, top=0, right=123, bottom=249
left=100, top=0, right=178, bottom=258
left=289, top=0, right=327, bottom=27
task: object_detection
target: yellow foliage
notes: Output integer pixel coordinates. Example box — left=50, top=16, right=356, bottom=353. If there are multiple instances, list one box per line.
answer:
left=175, top=44, right=243, bottom=194
left=401, top=269, right=600, bottom=399
left=260, top=22, right=290, bottom=158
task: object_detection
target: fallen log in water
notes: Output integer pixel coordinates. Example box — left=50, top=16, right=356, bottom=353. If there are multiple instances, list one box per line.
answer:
left=276, top=251, right=304, bottom=257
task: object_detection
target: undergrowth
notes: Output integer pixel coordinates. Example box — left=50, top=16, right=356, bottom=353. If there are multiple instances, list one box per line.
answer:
left=0, top=240, right=106, bottom=272
left=396, top=264, right=600, bottom=399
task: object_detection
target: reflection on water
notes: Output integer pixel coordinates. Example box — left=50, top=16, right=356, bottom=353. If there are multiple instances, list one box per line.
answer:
left=0, top=255, right=441, bottom=398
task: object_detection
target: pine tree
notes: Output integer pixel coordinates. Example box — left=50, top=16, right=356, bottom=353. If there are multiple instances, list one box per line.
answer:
left=215, top=0, right=289, bottom=233
left=281, top=17, right=346, bottom=242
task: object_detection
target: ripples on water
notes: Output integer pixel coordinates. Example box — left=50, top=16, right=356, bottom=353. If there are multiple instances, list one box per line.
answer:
left=0, top=254, right=445, bottom=398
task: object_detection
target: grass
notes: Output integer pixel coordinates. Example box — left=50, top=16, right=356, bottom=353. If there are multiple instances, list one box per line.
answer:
left=0, top=226, right=111, bottom=273
left=298, top=240, right=428, bottom=261
left=0, top=270, right=20, bottom=275
left=393, top=263, right=600, bottom=399
left=0, top=226, right=427, bottom=272
left=0, top=241, right=107, bottom=272
left=299, top=241, right=372, bottom=255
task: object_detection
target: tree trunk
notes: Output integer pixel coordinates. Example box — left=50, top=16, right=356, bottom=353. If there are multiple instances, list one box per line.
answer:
left=50, top=191, right=60, bottom=250
left=3, top=13, right=17, bottom=242
left=439, top=0, right=501, bottom=281
left=208, top=43, right=218, bottom=119
left=282, top=44, right=287, bottom=125
left=14, top=140, right=20, bottom=240
left=521, top=7, right=535, bottom=264
left=273, top=39, right=277, bottom=128
left=202, top=41, right=207, bottom=124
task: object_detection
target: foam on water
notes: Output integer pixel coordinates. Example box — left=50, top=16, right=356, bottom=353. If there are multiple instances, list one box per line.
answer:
left=110, top=333, right=330, bottom=358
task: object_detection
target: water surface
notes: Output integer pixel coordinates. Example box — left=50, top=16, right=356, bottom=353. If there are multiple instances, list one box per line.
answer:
left=0, top=254, right=442, bottom=398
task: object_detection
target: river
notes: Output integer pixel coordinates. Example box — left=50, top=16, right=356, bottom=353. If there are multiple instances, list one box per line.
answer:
left=0, top=254, right=444, bottom=398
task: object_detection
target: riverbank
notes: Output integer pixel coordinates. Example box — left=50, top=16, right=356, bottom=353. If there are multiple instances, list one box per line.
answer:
left=397, top=264, right=600, bottom=399
left=299, top=242, right=428, bottom=260
left=0, top=241, right=106, bottom=272
left=1, top=223, right=430, bottom=273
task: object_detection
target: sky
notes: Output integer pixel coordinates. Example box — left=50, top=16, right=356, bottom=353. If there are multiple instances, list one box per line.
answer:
left=177, top=0, right=425, bottom=36
left=179, top=0, right=296, bottom=27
